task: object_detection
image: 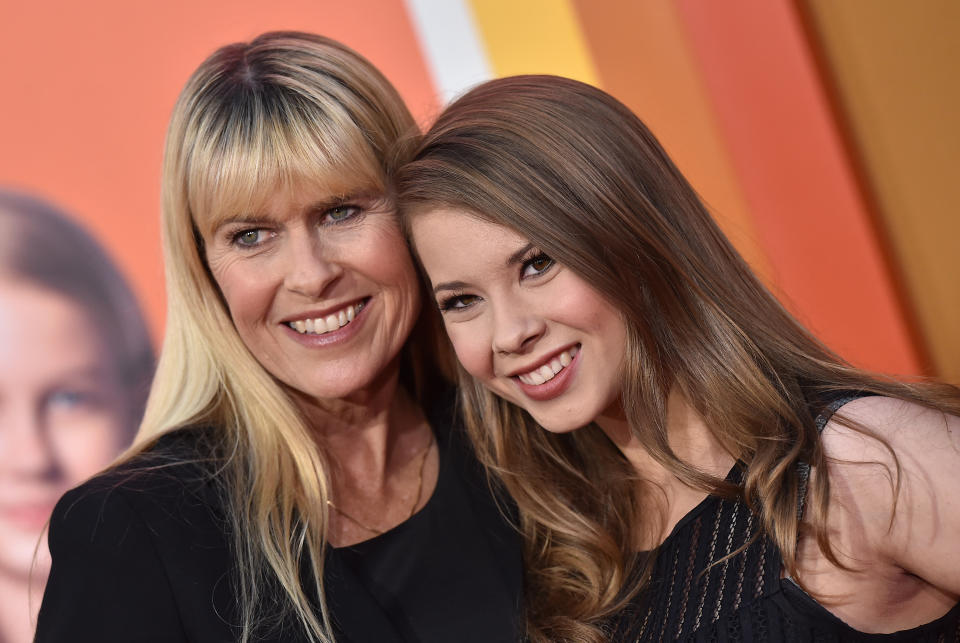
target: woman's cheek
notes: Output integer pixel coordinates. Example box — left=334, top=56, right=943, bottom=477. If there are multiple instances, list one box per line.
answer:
left=447, top=324, right=493, bottom=381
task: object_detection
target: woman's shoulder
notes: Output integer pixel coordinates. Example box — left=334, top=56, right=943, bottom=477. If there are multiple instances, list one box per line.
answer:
left=818, top=395, right=958, bottom=487
left=798, top=396, right=960, bottom=631
left=38, top=426, right=239, bottom=642
left=53, top=425, right=226, bottom=530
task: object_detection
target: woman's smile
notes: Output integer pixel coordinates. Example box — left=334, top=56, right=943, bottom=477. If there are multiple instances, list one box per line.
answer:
left=410, top=209, right=627, bottom=433
left=204, top=184, right=421, bottom=402
left=283, top=298, right=367, bottom=336
left=510, top=344, right=581, bottom=401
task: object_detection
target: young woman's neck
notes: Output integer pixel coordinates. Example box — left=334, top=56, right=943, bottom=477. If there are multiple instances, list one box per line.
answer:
left=595, top=389, right=735, bottom=548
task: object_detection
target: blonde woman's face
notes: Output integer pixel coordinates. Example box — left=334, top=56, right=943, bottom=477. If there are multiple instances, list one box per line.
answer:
left=411, top=209, right=627, bottom=433
left=0, top=281, right=129, bottom=579
left=203, top=183, right=421, bottom=404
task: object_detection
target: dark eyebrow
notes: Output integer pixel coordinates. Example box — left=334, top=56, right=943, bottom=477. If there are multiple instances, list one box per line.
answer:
left=432, top=243, right=535, bottom=295
left=433, top=280, right=469, bottom=295
left=507, top=242, right=535, bottom=265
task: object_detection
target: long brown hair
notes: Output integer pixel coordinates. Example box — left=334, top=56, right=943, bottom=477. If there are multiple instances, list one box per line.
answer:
left=397, top=75, right=960, bottom=642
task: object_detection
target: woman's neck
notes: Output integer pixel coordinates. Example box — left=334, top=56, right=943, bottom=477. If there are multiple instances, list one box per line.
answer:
left=294, top=363, right=423, bottom=492
left=290, top=362, right=438, bottom=547
left=596, top=389, right=735, bottom=548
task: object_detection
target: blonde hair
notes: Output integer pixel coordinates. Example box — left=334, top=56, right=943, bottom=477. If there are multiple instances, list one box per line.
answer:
left=397, top=75, right=960, bottom=642
left=137, top=32, right=427, bottom=642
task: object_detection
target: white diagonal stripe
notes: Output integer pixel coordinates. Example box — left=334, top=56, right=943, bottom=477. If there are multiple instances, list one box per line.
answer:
left=404, top=0, right=493, bottom=105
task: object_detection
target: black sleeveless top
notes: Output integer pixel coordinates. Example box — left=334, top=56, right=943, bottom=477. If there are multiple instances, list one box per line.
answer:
left=609, top=396, right=960, bottom=642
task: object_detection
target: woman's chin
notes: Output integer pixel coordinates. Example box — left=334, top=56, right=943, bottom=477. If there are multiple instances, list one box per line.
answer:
left=528, top=412, right=589, bottom=434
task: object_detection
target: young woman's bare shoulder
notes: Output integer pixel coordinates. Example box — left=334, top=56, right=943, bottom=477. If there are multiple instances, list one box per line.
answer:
left=820, top=395, right=960, bottom=594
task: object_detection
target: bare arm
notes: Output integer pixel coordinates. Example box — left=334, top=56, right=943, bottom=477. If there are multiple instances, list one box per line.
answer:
left=821, top=396, right=960, bottom=596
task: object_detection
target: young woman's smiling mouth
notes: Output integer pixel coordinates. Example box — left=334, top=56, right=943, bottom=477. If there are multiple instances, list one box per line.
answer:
left=510, top=344, right=581, bottom=401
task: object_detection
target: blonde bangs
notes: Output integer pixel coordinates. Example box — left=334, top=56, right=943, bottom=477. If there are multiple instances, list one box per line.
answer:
left=185, top=92, right=387, bottom=234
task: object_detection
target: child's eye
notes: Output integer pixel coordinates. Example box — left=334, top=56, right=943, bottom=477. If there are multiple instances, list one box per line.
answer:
left=438, top=293, right=481, bottom=312
left=521, top=252, right=555, bottom=278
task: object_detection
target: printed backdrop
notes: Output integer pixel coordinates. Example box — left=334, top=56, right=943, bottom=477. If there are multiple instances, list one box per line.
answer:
left=2, top=0, right=958, bottom=381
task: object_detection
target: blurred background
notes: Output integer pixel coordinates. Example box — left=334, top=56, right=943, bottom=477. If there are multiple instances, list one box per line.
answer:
left=0, top=0, right=957, bottom=639
left=3, top=0, right=958, bottom=382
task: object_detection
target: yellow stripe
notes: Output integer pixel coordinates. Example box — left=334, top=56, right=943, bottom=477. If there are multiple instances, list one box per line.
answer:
left=466, top=0, right=599, bottom=85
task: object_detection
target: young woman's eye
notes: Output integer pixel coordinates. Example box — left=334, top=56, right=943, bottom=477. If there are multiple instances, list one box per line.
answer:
left=521, top=252, right=555, bottom=278
left=438, top=293, right=480, bottom=312
left=324, top=205, right=361, bottom=225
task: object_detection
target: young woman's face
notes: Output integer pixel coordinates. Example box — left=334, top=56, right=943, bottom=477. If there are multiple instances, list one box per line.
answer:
left=411, top=209, right=627, bottom=433
left=203, top=182, right=421, bottom=404
left=0, top=281, right=130, bottom=579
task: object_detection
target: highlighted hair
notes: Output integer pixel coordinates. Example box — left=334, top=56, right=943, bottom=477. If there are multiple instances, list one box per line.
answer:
left=397, top=75, right=960, bottom=642
left=139, top=32, right=421, bottom=642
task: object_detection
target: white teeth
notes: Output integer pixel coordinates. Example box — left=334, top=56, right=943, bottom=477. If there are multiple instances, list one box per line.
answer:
left=288, top=302, right=364, bottom=335
left=516, top=346, right=580, bottom=386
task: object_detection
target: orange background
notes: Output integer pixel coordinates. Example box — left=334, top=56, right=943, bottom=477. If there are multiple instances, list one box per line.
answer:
left=2, top=0, right=956, bottom=381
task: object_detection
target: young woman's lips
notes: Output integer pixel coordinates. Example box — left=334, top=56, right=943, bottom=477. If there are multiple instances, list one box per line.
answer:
left=512, top=346, right=581, bottom=402
left=281, top=297, right=371, bottom=347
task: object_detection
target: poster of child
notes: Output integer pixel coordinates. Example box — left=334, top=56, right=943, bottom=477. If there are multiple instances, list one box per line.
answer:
left=0, top=190, right=154, bottom=643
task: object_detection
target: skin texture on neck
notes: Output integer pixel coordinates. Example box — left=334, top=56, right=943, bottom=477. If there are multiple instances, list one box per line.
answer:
left=293, top=360, right=438, bottom=547
left=596, top=389, right=735, bottom=550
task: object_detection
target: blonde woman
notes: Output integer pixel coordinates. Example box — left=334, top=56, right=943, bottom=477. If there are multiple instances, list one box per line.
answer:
left=35, top=33, right=521, bottom=643
left=398, top=75, right=960, bottom=642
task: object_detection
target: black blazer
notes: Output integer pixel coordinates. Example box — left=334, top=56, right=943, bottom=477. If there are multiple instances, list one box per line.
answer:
left=35, top=415, right=523, bottom=642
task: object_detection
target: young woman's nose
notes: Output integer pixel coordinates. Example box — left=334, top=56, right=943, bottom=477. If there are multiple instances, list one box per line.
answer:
left=283, top=234, right=344, bottom=298
left=491, top=305, right=547, bottom=355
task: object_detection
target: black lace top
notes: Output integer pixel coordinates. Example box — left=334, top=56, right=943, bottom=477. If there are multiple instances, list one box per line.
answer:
left=610, top=397, right=960, bottom=642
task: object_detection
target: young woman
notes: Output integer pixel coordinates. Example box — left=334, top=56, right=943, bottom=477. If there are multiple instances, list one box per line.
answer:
left=34, top=33, right=522, bottom=643
left=398, top=75, right=960, bottom=642
left=0, top=190, right=153, bottom=643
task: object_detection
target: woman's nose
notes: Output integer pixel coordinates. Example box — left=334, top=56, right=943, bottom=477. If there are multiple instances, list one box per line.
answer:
left=283, top=236, right=344, bottom=298
left=491, top=306, right=546, bottom=355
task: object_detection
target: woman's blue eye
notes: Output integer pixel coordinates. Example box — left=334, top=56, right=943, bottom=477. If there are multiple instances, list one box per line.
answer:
left=522, top=253, right=555, bottom=278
